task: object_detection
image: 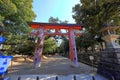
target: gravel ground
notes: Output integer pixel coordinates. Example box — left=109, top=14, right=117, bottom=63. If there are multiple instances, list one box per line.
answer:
left=7, top=55, right=95, bottom=75
left=4, top=55, right=108, bottom=80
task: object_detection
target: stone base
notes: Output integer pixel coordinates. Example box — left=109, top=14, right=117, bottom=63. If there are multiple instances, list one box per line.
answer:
left=97, top=48, right=120, bottom=80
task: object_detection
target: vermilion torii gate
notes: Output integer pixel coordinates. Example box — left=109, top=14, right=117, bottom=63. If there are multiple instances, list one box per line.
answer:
left=29, top=22, right=82, bottom=68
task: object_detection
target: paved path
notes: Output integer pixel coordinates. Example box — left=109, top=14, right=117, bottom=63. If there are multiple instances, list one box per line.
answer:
left=6, top=55, right=108, bottom=80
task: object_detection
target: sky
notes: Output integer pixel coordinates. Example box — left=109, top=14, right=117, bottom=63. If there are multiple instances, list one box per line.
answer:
left=32, top=0, right=80, bottom=23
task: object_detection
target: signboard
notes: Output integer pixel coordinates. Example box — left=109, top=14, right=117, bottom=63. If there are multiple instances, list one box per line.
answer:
left=0, top=37, right=5, bottom=43
left=89, top=56, right=94, bottom=60
left=0, top=56, right=12, bottom=74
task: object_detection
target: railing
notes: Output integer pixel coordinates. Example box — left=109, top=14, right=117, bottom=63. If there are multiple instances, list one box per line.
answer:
left=16, top=75, right=98, bottom=80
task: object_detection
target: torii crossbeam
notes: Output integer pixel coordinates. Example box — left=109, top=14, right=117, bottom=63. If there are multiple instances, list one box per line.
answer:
left=29, top=22, right=83, bottom=68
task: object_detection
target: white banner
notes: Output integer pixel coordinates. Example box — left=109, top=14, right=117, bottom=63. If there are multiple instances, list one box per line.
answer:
left=0, top=56, right=12, bottom=74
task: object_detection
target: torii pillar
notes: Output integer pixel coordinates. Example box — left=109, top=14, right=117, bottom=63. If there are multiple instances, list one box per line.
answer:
left=34, top=28, right=44, bottom=68
left=69, top=28, right=78, bottom=67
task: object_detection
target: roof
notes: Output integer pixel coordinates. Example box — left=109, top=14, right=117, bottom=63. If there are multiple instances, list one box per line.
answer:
left=99, top=26, right=120, bottom=32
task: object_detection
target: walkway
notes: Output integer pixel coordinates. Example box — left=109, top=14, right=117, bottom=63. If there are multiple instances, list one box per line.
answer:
left=6, top=55, right=108, bottom=80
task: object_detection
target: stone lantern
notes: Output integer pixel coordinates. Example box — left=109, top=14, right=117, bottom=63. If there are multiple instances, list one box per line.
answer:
left=98, top=25, right=120, bottom=80
left=101, top=26, right=120, bottom=48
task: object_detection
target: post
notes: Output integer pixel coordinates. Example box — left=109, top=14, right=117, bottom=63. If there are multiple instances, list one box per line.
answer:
left=73, top=75, right=76, bottom=80
left=68, top=28, right=78, bottom=67
left=0, top=74, right=4, bottom=80
left=36, top=76, right=39, bottom=80
left=92, top=76, right=95, bottom=80
left=89, top=56, right=95, bottom=77
left=10, top=60, right=13, bottom=70
left=34, top=28, right=44, bottom=68
left=18, top=76, right=21, bottom=80
left=55, top=76, right=58, bottom=80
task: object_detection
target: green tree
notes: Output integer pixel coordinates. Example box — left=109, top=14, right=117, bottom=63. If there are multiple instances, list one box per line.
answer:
left=48, top=16, right=68, bottom=24
left=0, top=0, right=17, bottom=21
left=49, top=16, right=59, bottom=23
left=48, top=17, right=69, bottom=54
left=73, top=0, right=120, bottom=30
left=0, top=0, right=36, bottom=34
left=76, top=33, right=97, bottom=52
left=43, top=37, right=57, bottom=55
left=72, top=0, right=120, bottom=51
left=15, top=38, right=35, bottom=56
left=0, top=0, right=36, bottom=56
left=59, top=36, right=69, bottom=56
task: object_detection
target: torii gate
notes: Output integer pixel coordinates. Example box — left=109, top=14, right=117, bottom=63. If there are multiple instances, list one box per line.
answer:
left=29, top=22, right=82, bottom=68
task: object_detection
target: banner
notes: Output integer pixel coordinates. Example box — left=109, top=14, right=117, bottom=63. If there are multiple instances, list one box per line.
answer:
left=0, top=36, right=5, bottom=43
left=0, top=56, right=12, bottom=74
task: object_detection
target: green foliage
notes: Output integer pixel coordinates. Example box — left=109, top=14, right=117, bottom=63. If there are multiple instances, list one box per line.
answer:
left=0, top=0, right=36, bottom=34
left=58, top=36, right=69, bottom=57
left=0, top=0, right=17, bottom=17
left=72, top=0, right=120, bottom=51
left=4, top=34, right=35, bottom=56
left=49, top=16, right=68, bottom=23
left=49, top=17, right=59, bottom=23
left=73, top=0, right=120, bottom=30
left=60, top=36, right=69, bottom=52
left=10, top=0, right=35, bottom=22
left=44, top=17, right=69, bottom=53
left=14, top=39, right=35, bottom=56
left=43, top=37, right=57, bottom=55
left=0, top=0, right=36, bottom=56
left=76, top=33, right=96, bottom=52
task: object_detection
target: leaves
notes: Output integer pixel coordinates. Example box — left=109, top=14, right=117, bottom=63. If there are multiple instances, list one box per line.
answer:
left=72, top=0, right=120, bottom=51
left=0, top=0, right=36, bottom=34
left=43, top=37, right=57, bottom=54
left=73, top=0, right=120, bottom=30
left=0, top=0, right=17, bottom=16
left=48, top=16, right=68, bottom=23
